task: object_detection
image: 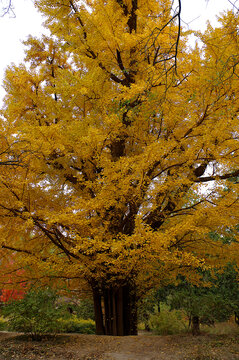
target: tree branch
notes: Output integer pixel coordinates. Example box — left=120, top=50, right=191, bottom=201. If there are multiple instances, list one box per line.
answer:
left=194, top=169, right=239, bottom=183
left=0, top=0, right=15, bottom=17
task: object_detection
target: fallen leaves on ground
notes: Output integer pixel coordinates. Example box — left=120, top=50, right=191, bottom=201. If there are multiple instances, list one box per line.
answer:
left=0, top=332, right=239, bottom=360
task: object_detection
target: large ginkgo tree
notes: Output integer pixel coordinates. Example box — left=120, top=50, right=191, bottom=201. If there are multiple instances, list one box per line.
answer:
left=1, top=0, right=239, bottom=335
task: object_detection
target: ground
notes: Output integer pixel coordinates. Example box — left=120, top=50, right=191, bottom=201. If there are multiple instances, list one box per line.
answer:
left=1, top=331, right=239, bottom=360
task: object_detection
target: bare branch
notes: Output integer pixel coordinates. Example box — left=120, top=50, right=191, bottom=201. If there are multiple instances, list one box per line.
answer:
left=0, top=0, right=15, bottom=17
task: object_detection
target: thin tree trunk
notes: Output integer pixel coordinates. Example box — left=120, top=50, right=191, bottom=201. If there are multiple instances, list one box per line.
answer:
left=125, top=284, right=137, bottom=335
left=191, top=315, right=200, bottom=336
left=112, top=288, right=118, bottom=335
left=116, top=286, right=124, bottom=335
left=235, top=312, right=239, bottom=325
left=92, top=286, right=105, bottom=335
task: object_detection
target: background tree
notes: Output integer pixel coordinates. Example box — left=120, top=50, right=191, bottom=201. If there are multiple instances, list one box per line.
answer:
left=140, top=264, right=239, bottom=335
left=168, top=279, right=231, bottom=335
left=1, top=1, right=239, bottom=336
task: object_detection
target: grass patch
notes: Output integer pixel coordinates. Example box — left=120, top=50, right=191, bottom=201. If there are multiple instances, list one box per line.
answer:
left=201, top=319, right=239, bottom=335
left=60, top=317, right=96, bottom=334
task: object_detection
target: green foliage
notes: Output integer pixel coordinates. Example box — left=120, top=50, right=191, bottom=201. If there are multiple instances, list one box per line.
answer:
left=167, top=265, right=239, bottom=328
left=169, top=289, right=231, bottom=324
left=1, top=287, right=67, bottom=340
left=70, top=298, right=95, bottom=321
left=138, top=292, right=157, bottom=330
left=149, top=304, right=187, bottom=335
left=0, top=316, right=8, bottom=330
left=138, top=287, right=173, bottom=331
left=60, top=317, right=95, bottom=334
left=213, top=263, right=239, bottom=315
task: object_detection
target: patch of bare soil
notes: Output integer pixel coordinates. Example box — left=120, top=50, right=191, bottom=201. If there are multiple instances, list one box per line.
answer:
left=1, top=331, right=239, bottom=360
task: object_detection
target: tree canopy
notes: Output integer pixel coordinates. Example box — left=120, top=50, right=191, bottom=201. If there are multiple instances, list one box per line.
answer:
left=1, top=0, right=239, bottom=335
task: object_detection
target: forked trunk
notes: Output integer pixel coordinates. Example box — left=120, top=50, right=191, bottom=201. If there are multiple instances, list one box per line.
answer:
left=92, top=283, right=137, bottom=336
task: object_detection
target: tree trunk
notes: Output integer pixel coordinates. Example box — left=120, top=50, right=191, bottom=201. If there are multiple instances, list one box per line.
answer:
left=92, top=286, right=105, bottom=335
left=191, top=315, right=200, bottom=336
left=92, top=282, right=138, bottom=336
left=235, top=312, right=239, bottom=325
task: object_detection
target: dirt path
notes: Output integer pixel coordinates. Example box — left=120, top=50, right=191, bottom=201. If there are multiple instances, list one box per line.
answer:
left=1, top=331, right=239, bottom=359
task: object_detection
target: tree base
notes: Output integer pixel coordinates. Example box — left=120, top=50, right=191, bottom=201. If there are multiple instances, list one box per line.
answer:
left=92, top=283, right=138, bottom=336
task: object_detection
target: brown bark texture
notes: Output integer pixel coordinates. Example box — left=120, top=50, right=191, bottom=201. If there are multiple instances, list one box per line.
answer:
left=192, top=315, right=200, bottom=336
left=92, top=283, right=138, bottom=336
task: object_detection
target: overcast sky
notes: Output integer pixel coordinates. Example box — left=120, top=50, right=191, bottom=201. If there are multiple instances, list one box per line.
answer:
left=0, top=0, right=236, bottom=104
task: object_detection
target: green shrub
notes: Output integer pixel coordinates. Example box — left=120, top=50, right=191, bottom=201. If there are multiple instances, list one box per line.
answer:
left=149, top=304, right=187, bottom=335
left=67, top=298, right=95, bottom=320
left=1, top=287, right=67, bottom=340
left=0, top=316, right=8, bottom=331
left=61, top=316, right=96, bottom=334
